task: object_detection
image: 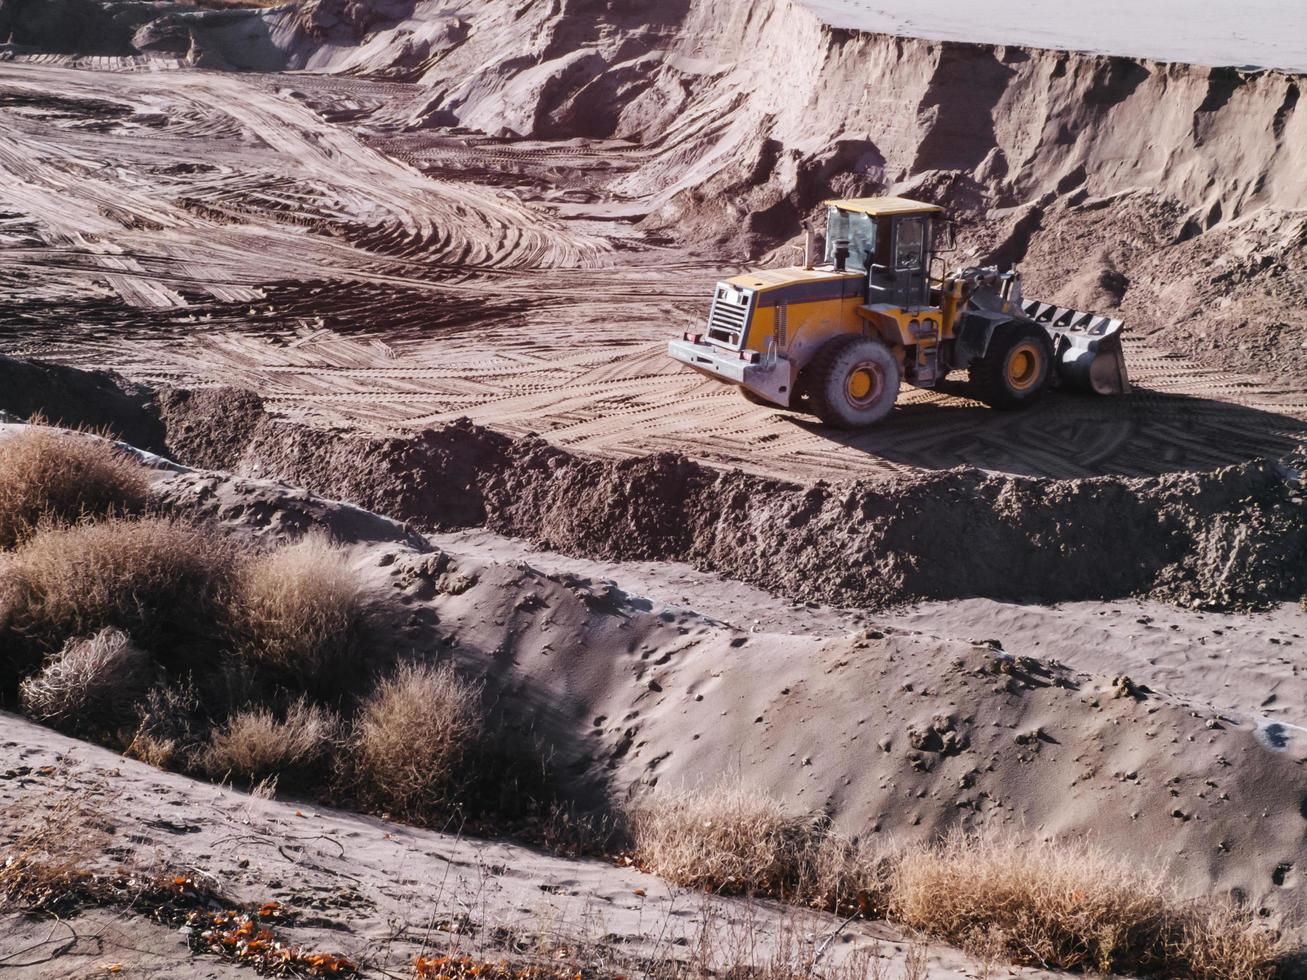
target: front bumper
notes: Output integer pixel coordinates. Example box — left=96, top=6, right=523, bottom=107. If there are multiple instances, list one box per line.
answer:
left=667, top=339, right=792, bottom=407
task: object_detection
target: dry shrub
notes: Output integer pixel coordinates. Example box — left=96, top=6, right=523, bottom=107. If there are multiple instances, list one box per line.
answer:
left=0, top=516, right=238, bottom=657
left=0, top=426, right=150, bottom=549
left=19, top=627, right=151, bottom=736
left=127, top=731, right=181, bottom=770
left=229, top=533, right=366, bottom=687
left=202, top=697, right=339, bottom=787
left=626, top=778, right=826, bottom=895
left=124, top=681, right=206, bottom=772
left=626, top=787, right=1284, bottom=979
left=626, top=780, right=889, bottom=911
left=349, top=661, right=482, bottom=818
left=890, top=835, right=1284, bottom=979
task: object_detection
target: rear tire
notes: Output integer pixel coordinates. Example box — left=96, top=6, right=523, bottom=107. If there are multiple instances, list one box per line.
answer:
left=970, top=321, right=1053, bottom=410
left=806, top=335, right=901, bottom=429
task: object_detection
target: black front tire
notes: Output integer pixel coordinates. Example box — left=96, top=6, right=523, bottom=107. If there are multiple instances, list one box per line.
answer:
left=970, top=321, right=1053, bottom=410
left=805, top=335, right=901, bottom=429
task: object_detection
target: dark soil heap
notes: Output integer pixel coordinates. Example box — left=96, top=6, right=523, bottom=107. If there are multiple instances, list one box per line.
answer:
left=5, top=354, right=1304, bottom=611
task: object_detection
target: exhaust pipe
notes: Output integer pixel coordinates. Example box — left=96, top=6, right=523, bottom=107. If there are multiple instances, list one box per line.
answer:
left=834, top=238, right=850, bottom=272
left=803, top=225, right=814, bottom=271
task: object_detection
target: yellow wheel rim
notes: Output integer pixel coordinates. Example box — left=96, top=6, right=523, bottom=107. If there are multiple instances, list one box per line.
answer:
left=848, top=368, right=873, bottom=400
left=844, top=363, right=884, bottom=408
left=1006, top=344, right=1041, bottom=392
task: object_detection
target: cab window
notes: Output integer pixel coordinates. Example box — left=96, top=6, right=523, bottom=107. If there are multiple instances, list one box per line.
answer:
left=824, top=207, right=876, bottom=273
left=895, top=216, right=927, bottom=271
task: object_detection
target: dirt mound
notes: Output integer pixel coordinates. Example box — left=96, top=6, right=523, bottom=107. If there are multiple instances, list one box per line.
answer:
left=448, top=558, right=1307, bottom=919
left=0, top=354, right=164, bottom=452
left=486, top=438, right=1307, bottom=609
left=153, top=469, right=428, bottom=548
left=4, top=357, right=1303, bottom=610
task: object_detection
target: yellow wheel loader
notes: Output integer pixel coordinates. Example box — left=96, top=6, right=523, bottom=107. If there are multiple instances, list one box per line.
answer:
left=668, top=197, right=1129, bottom=429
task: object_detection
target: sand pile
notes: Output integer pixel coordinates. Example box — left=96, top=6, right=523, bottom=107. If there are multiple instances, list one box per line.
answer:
left=439, top=558, right=1307, bottom=920
left=5, top=355, right=1304, bottom=611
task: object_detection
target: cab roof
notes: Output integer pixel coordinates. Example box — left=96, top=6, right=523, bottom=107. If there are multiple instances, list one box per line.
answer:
left=825, top=196, right=944, bottom=217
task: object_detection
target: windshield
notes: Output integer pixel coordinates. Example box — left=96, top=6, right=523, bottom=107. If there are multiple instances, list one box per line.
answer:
left=823, top=207, right=876, bottom=272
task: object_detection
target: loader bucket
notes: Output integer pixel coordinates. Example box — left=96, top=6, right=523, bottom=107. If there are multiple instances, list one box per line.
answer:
left=1021, top=300, right=1131, bottom=395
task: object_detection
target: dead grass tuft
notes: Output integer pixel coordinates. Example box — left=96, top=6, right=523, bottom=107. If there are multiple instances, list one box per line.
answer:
left=201, top=697, right=340, bottom=787
left=228, top=533, right=367, bottom=688
left=891, top=835, right=1284, bottom=980
left=626, top=779, right=823, bottom=895
left=349, top=661, right=482, bottom=818
left=124, top=681, right=206, bottom=772
left=19, top=627, right=152, bottom=736
left=0, top=425, right=150, bottom=549
left=625, top=777, right=887, bottom=913
left=628, top=787, right=1286, bottom=980
left=0, top=516, right=239, bottom=659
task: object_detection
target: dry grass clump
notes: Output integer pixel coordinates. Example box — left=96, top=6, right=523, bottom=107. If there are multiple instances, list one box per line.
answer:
left=228, top=533, right=366, bottom=687
left=124, top=682, right=206, bottom=772
left=19, top=627, right=152, bottom=736
left=627, top=787, right=1285, bottom=980
left=627, top=779, right=889, bottom=912
left=349, top=662, right=482, bottom=818
left=626, top=779, right=827, bottom=896
left=890, top=835, right=1284, bottom=980
left=0, top=426, right=150, bottom=549
left=202, top=697, right=340, bottom=787
left=0, top=516, right=238, bottom=656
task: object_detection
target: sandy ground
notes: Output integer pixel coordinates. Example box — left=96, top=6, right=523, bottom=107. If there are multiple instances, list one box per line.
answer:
left=0, top=58, right=1304, bottom=482
left=1, top=426, right=1304, bottom=973
left=800, top=0, right=1307, bottom=71
left=2, top=715, right=1042, bottom=980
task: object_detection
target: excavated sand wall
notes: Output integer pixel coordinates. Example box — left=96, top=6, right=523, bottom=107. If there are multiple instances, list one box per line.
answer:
left=25, top=0, right=1305, bottom=227
left=5, top=356, right=1303, bottom=610
left=611, top=0, right=1307, bottom=224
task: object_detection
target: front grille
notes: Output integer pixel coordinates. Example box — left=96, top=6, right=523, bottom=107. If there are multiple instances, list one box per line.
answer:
left=705, top=284, right=754, bottom=349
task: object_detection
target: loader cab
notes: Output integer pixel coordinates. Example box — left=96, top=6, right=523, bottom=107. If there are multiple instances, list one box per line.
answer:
left=823, top=197, right=945, bottom=311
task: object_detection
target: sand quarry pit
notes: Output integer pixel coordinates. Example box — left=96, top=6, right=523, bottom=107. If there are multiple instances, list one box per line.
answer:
left=2, top=0, right=1307, bottom=977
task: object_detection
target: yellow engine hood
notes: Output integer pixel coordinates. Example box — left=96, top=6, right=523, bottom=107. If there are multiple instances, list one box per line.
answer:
left=724, top=266, right=863, bottom=296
